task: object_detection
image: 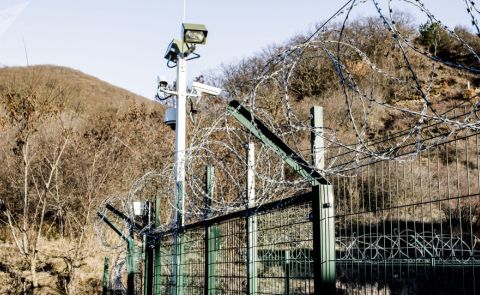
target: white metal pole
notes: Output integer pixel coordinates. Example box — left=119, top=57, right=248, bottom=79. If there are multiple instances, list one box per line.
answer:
left=311, top=106, right=336, bottom=292
left=311, top=106, right=325, bottom=171
left=172, top=55, right=187, bottom=295
left=247, top=142, right=258, bottom=295
left=247, top=142, right=255, bottom=207
left=175, top=57, right=187, bottom=226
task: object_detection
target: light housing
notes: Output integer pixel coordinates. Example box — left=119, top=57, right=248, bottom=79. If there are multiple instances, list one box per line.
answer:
left=164, top=39, right=185, bottom=62
left=182, top=23, right=208, bottom=45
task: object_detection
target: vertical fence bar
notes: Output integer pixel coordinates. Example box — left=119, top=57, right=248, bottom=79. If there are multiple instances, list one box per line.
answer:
left=143, top=235, right=149, bottom=295
left=311, top=106, right=325, bottom=172
left=205, top=165, right=214, bottom=218
left=311, top=106, right=336, bottom=293
left=127, top=239, right=136, bottom=295
left=103, top=256, right=109, bottom=295
left=144, top=202, right=154, bottom=295
left=144, top=238, right=154, bottom=295
left=174, top=234, right=184, bottom=295
left=246, top=142, right=258, bottom=295
left=204, top=166, right=211, bottom=295
left=207, top=226, right=219, bottom=295
left=175, top=182, right=185, bottom=295
left=312, top=185, right=336, bottom=294
left=284, top=250, right=290, bottom=295
left=204, top=165, right=219, bottom=295
left=145, top=243, right=155, bottom=294
left=153, top=197, right=161, bottom=295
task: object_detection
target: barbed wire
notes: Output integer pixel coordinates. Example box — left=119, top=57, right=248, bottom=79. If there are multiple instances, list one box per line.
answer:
left=97, top=0, right=480, bottom=252
left=337, top=229, right=480, bottom=262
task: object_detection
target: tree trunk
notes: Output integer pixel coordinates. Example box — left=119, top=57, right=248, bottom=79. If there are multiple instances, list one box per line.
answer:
left=30, top=255, right=38, bottom=290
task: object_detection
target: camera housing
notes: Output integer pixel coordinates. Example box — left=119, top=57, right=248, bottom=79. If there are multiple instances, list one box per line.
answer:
left=192, top=82, right=222, bottom=96
left=158, top=75, right=168, bottom=88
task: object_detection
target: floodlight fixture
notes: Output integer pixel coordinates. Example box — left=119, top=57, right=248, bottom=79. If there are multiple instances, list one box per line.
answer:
left=164, top=38, right=184, bottom=62
left=164, top=38, right=200, bottom=65
left=182, top=23, right=208, bottom=45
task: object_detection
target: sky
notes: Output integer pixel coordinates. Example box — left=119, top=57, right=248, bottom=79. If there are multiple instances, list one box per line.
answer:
left=0, top=0, right=475, bottom=99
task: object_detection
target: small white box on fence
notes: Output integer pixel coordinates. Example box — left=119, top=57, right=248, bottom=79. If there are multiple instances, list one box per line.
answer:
left=133, top=201, right=145, bottom=216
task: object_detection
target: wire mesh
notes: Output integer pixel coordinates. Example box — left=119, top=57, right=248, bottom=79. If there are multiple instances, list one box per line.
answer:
left=151, top=197, right=314, bottom=295
left=182, top=228, right=206, bottom=294
left=153, top=235, right=175, bottom=294
left=256, top=202, right=314, bottom=295
left=333, top=109, right=480, bottom=294
left=211, top=218, right=248, bottom=294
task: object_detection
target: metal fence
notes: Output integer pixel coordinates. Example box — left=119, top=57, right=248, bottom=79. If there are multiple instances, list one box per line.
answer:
left=150, top=193, right=316, bottom=295
left=142, top=104, right=480, bottom=295
left=332, top=106, right=480, bottom=294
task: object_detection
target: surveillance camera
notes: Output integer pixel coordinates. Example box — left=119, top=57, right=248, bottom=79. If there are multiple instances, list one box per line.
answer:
left=157, top=75, right=168, bottom=88
left=192, top=82, right=222, bottom=96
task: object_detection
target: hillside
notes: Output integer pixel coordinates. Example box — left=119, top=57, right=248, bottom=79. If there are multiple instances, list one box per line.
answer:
left=0, top=65, right=173, bottom=294
left=0, top=65, right=158, bottom=115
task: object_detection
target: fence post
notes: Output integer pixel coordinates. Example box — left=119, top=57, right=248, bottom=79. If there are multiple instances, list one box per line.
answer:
left=246, top=143, right=258, bottom=295
left=127, top=239, right=136, bottom=295
left=103, top=256, right=109, bottom=295
left=153, top=197, right=161, bottom=295
left=311, top=106, right=324, bottom=171
left=284, top=250, right=290, bottom=295
left=144, top=202, right=154, bottom=295
left=143, top=235, right=148, bottom=295
left=144, top=236, right=154, bottom=295
left=312, top=185, right=336, bottom=293
left=311, top=106, right=336, bottom=294
left=175, top=183, right=185, bottom=295
left=204, top=165, right=218, bottom=295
